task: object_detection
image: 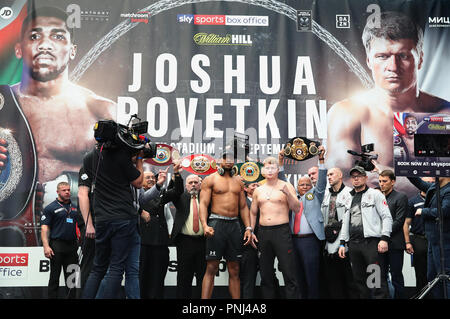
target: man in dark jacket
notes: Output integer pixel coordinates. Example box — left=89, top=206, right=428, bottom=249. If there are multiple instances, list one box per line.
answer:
left=378, top=170, right=408, bottom=299
left=171, top=173, right=205, bottom=299
left=407, top=176, right=450, bottom=299
left=139, top=163, right=183, bottom=299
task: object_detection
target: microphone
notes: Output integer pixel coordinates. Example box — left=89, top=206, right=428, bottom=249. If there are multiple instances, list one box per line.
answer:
left=347, top=150, right=361, bottom=156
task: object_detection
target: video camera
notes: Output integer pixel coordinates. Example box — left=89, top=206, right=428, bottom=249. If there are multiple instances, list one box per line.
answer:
left=93, top=114, right=157, bottom=158
left=347, top=143, right=378, bottom=171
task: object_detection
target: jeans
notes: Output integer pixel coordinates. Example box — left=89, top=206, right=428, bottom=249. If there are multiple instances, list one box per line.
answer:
left=82, top=218, right=137, bottom=299
left=96, top=228, right=141, bottom=299
left=425, top=223, right=450, bottom=299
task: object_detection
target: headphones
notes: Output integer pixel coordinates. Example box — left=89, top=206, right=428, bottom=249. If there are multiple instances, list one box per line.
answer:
left=217, top=167, right=235, bottom=176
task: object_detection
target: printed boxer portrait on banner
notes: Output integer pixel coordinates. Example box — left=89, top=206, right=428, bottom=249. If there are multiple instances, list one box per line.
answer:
left=326, top=10, right=450, bottom=193
left=0, top=6, right=115, bottom=246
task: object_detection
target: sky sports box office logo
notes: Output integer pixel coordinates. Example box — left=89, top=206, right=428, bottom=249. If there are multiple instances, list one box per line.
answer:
left=0, top=253, right=28, bottom=279
left=177, top=14, right=269, bottom=26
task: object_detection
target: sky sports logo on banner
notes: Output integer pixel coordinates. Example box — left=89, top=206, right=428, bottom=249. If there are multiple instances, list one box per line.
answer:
left=0, top=253, right=28, bottom=279
left=177, top=14, right=268, bottom=26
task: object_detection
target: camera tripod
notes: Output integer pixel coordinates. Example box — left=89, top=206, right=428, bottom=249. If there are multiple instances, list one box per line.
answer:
left=416, top=177, right=449, bottom=299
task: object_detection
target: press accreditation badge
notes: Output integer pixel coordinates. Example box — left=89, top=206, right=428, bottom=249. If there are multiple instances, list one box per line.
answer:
left=66, top=218, right=73, bottom=223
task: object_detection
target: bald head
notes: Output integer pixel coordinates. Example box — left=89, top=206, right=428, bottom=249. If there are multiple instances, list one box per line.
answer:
left=297, top=175, right=312, bottom=196
left=308, top=166, right=319, bottom=186
left=327, top=167, right=343, bottom=190
left=186, top=174, right=201, bottom=195
left=142, top=171, right=156, bottom=190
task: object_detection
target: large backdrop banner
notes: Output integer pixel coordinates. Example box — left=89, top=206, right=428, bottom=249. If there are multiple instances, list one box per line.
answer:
left=0, top=0, right=449, bottom=291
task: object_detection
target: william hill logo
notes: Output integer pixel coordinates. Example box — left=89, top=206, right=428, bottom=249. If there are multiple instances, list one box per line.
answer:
left=193, top=33, right=252, bottom=46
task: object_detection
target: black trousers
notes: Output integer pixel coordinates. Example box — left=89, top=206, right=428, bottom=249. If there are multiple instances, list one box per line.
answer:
left=139, top=244, right=169, bottom=299
left=175, top=234, right=206, bottom=299
left=348, top=238, right=389, bottom=299
left=258, top=224, right=300, bottom=299
left=48, top=239, right=79, bottom=299
left=76, top=234, right=96, bottom=298
left=410, top=234, right=428, bottom=295
left=323, top=252, right=357, bottom=299
left=240, top=244, right=258, bottom=299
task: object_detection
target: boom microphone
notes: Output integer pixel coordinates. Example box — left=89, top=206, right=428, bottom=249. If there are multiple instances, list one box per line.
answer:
left=347, top=150, right=361, bottom=156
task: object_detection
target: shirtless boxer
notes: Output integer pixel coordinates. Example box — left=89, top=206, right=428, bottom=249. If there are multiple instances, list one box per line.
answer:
left=11, top=6, right=115, bottom=183
left=250, top=156, right=301, bottom=299
left=326, top=11, right=450, bottom=194
left=199, top=151, right=252, bottom=299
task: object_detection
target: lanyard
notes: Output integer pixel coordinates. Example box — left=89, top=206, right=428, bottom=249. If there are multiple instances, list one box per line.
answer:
left=57, top=200, right=72, bottom=217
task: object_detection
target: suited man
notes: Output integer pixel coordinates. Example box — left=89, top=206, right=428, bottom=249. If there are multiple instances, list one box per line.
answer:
left=378, top=169, right=408, bottom=299
left=290, top=146, right=326, bottom=299
left=171, top=174, right=206, bottom=299
left=239, top=181, right=260, bottom=298
left=139, top=165, right=182, bottom=299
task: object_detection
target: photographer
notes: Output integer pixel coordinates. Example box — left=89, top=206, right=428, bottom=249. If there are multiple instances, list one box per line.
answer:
left=81, top=141, right=159, bottom=299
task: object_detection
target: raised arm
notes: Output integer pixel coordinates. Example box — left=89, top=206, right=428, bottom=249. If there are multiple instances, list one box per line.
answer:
left=407, top=176, right=433, bottom=194
left=161, top=162, right=184, bottom=204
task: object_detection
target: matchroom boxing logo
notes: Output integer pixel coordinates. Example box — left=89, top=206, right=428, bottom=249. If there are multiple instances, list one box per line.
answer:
left=0, top=253, right=29, bottom=279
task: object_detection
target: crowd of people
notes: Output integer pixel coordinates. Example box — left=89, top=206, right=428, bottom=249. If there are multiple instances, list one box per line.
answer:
left=27, top=6, right=448, bottom=300
left=40, top=144, right=450, bottom=299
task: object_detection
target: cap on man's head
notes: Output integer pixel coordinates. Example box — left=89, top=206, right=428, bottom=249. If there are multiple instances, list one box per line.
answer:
left=349, top=166, right=367, bottom=176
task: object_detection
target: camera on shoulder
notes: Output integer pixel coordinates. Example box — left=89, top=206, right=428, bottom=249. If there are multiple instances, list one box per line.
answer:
left=93, top=114, right=157, bottom=159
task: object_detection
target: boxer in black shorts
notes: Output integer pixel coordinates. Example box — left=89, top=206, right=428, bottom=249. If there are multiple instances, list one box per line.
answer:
left=199, top=151, right=252, bottom=299
left=205, top=214, right=243, bottom=261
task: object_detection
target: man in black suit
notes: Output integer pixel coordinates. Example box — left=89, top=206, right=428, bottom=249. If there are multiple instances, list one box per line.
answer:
left=239, top=181, right=260, bottom=298
left=378, top=169, right=408, bottom=299
left=171, top=174, right=205, bottom=299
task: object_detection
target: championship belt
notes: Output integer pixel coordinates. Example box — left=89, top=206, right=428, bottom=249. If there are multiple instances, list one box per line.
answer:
left=0, top=85, right=39, bottom=246
left=284, top=137, right=321, bottom=161
left=145, top=144, right=180, bottom=166
left=393, top=135, right=408, bottom=161
left=180, top=154, right=218, bottom=175
left=232, top=161, right=264, bottom=183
